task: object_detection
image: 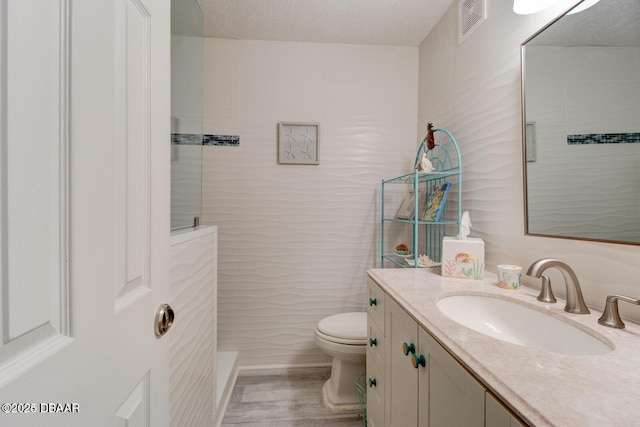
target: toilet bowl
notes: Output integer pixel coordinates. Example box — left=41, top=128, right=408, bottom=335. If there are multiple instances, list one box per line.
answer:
left=314, top=312, right=367, bottom=412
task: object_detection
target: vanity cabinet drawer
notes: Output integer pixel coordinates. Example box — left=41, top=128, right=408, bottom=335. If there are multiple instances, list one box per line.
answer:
left=367, top=277, right=385, bottom=332
left=365, top=348, right=384, bottom=427
left=367, top=315, right=385, bottom=371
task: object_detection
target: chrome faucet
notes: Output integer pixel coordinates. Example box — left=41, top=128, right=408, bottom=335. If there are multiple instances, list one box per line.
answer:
left=526, top=258, right=590, bottom=314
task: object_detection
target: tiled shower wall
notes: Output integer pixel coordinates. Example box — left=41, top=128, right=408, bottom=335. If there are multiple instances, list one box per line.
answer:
left=169, top=228, right=217, bottom=426
left=418, top=0, right=640, bottom=319
left=202, top=39, right=419, bottom=367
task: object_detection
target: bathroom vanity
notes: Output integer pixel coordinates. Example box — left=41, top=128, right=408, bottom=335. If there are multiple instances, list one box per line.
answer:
left=366, top=267, right=640, bottom=427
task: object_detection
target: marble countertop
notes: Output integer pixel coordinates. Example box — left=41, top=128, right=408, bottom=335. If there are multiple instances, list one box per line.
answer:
left=367, top=267, right=640, bottom=427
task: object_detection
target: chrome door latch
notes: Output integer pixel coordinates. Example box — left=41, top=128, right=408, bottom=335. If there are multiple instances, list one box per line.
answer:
left=155, top=304, right=175, bottom=337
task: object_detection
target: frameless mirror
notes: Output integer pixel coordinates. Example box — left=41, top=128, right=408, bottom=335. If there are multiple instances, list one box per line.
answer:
left=170, top=0, right=204, bottom=230
left=521, top=0, right=640, bottom=244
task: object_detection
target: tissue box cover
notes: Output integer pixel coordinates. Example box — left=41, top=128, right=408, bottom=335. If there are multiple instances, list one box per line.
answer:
left=441, top=236, right=485, bottom=280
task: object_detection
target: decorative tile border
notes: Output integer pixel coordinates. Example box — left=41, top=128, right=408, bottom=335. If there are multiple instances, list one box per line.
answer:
left=567, top=133, right=640, bottom=145
left=172, top=133, right=203, bottom=145
left=203, top=135, right=240, bottom=146
left=172, top=133, right=240, bottom=147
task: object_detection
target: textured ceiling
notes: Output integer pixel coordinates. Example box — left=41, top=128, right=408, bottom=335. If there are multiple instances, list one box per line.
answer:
left=195, top=0, right=457, bottom=47
left=527, top=0, right=640, bottom=47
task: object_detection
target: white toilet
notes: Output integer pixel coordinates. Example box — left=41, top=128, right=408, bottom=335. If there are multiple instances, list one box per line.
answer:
left=314, top=312, right=367, bottom=411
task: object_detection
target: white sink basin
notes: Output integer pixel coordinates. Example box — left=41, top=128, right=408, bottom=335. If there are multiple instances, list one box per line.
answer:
left=436, top=295, right=612, bottom=356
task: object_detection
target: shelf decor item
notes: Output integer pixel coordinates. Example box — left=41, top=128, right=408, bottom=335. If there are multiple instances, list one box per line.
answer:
left=395, top=189, right=426, bottom=220
left=421, top=182, right=451, bottom=222
left=441, top=236, right=485, bottom=280
left=442, top=210, right=485, bottom=279
left=395, top=243, right=410, bottom=255
left=277, top=122, right=320, bottom=165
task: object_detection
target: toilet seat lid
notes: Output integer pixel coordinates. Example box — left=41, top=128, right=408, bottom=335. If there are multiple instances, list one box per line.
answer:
left=317, top=312, right=367, bottom=342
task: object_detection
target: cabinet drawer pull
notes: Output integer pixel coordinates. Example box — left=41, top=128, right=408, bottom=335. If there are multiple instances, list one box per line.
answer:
left=368, top=378, right=377, bottom=387
left=369, top=338, right=377, bottom=347
left=369, top=297, right=377, bottom=307
left=402, top=342, right=416, bottom=355
left=412, top=354, right=426, bottom=368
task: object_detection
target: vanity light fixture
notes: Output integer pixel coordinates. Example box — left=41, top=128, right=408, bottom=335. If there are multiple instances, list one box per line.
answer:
left=566, top=0, right=600, bottom=15
left=513, top=0, right=555, bottom=14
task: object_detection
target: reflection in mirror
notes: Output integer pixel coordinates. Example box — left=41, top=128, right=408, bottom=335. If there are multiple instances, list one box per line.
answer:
left=521, top=0, right=640, bottom=244
left=171, top=0, right=204, bottom=230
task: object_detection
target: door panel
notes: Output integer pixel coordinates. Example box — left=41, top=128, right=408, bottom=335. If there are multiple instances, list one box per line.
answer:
left=0, top=0, right=170, bottom=425
left=0, top=0, right=72, bottom=388
left=425, top=330, right=485, bottom=427
left=385, top=298, right=418, bottom=427
left=114, top=0, right=152, bottom=305
left=115, top=373, right=151, bottom=427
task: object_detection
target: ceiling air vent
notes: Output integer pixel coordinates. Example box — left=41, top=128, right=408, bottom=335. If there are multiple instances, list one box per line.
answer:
left=458, top=0, right=486, bottom=44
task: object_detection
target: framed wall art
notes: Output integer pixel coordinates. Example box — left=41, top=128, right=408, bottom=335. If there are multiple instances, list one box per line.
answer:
left=278, top=122, right=320, bottom=165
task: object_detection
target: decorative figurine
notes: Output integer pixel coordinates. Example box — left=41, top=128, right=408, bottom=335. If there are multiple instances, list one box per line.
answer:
left=417, top=153, right=435, bottom=172
left=426, top=122, right=436, bottom=151
left=405, top=254, right=441, bottom=268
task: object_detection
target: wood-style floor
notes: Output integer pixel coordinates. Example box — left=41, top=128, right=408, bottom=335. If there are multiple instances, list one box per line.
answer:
left=221, top=366, right=365, bottom=427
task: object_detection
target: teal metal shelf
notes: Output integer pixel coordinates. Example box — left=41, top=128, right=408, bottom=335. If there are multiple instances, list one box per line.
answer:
left=383, top=218, right=460, bottom=225
left=381, top=128, right=462, bottom=268
left=382, top=169, right=460, bottom=185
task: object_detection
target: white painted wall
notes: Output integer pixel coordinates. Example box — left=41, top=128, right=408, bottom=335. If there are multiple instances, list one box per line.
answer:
left=202, top=38, right=418, bottom=366
left=419, top=0, right=640, bottom=321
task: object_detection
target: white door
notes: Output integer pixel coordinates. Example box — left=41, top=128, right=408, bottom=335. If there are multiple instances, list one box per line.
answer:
left=0, top=0, right=171, bottom=426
